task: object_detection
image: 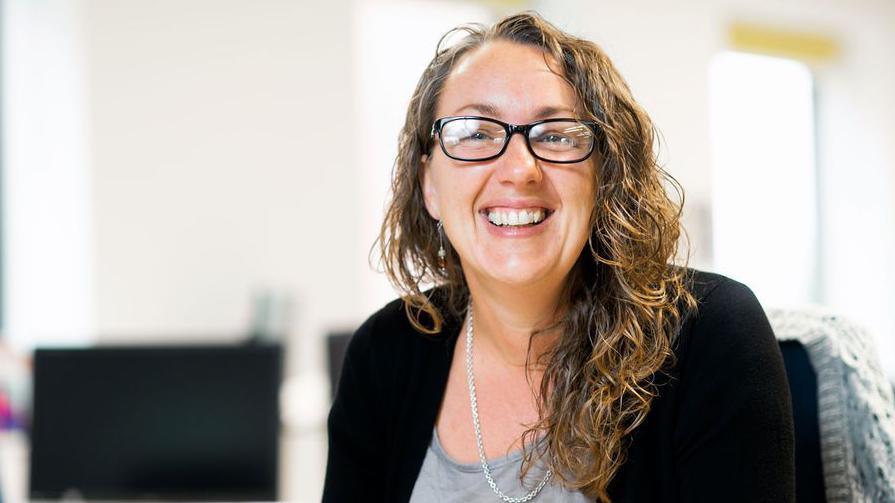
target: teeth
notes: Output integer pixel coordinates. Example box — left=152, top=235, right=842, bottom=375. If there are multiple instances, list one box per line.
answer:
left=486, top=209, right=546, bottom=227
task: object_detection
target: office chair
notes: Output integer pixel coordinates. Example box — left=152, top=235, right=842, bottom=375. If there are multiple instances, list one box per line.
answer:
left=768, top=308, right=895, bottom=503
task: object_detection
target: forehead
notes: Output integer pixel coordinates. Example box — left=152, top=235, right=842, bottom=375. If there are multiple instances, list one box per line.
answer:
left=437, top=40, right=581, bottom=121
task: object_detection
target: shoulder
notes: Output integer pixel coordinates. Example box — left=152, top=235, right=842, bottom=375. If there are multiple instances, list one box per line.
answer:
left=664, top=270, right=796, bottom=497
left=342, top=296, right=416, bottom=381
left=343, top=288, right=461, bottom=380
left=682, top=268, right=769, bottom=336
left=676, top=268, right=782, bottom=386
left=349, top=288, right=459, bottom=349
left=348, top=295, right=414, bottom=354
left=684, top=268, right=755, bottom=307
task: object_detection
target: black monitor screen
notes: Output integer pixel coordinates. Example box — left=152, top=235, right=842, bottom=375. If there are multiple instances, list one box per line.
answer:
left=29, top=345, right=281, bottom=501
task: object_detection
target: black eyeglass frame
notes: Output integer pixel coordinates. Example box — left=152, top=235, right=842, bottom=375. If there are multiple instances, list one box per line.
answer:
left=430, top=116, right=600, bottom=164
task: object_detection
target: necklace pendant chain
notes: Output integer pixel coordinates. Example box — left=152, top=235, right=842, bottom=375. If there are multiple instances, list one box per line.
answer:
left=465, top=301, right=552, bottom=503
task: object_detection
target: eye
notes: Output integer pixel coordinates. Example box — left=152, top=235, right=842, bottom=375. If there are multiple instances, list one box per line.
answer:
left=530, top=122, right=592, bottom=153
left=533, top=132, right=577, bottom=151
left=452, top=120, right=504, bottom=145
left=463, top=130, right=493, bottom=142
left=539, top=133, right=573, bottom=145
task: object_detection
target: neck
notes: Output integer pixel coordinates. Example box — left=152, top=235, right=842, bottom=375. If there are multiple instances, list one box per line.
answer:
left=465, top=274, right=566, bottom=370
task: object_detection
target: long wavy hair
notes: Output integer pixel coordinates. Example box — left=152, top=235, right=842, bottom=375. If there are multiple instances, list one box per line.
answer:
left=376, top=12, right=697, bottom=502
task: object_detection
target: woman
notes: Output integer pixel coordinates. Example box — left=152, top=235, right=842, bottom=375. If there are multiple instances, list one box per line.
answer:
left=324, top=12, right=794, bottom=503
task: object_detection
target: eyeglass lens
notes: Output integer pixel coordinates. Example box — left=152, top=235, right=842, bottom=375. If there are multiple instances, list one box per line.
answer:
left=439, top=118, right=594, bottom=162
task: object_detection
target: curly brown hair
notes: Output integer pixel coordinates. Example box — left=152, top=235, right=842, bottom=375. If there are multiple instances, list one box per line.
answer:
left=376, top=11, right=697, bottom=502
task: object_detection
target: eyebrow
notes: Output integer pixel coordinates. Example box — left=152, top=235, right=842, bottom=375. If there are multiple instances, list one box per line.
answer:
left=452, top=103, right=578, bottom=120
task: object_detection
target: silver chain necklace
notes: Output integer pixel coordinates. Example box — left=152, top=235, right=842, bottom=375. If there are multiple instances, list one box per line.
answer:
left=465, top=301, right=552, bottom=502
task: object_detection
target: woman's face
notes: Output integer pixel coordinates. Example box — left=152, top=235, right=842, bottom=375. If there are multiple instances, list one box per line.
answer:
left=422, top=40, right=596, bottom=292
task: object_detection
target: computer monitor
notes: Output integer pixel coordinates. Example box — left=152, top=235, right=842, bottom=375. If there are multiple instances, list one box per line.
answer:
left=29, top=344, right=281, bottom=501
left=326, top=331, right=353, bottom=400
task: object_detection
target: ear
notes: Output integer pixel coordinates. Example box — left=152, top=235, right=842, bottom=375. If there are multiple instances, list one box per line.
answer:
left=420, top=154, right=441, bottom=220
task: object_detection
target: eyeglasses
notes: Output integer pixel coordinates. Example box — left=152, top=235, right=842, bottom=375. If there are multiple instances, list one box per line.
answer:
left=430, top=116, right=599, bottom=164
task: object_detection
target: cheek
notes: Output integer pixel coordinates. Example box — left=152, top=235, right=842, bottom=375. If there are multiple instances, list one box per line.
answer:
left=566, top=175, right=597, bottom=242
left=424, top=165, right=458, bottom=219
left=567, top=172, right=596, bottom=214
left=437, top=169, right=483, bottom=216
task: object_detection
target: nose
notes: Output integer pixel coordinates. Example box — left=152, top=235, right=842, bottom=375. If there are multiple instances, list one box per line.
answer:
left=495, top=133, right=543, bottom=186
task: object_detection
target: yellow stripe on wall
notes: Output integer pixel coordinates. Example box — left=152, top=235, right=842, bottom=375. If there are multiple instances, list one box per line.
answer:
left=729, top=22, right=840, bottom=63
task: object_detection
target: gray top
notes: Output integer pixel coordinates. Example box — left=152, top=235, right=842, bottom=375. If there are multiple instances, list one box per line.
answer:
left=409, top=428, right=591, bottom=502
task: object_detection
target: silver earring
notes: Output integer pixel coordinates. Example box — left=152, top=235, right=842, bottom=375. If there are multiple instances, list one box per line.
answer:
left=437, top=221, right=447, bottom=275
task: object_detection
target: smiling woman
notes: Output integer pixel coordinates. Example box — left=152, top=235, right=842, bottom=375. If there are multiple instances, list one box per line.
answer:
left=323, top=12, right=795, bottom=503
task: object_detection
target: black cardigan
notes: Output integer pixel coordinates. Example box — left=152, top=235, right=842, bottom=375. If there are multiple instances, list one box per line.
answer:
left=323, top=270, right=795, bottom=502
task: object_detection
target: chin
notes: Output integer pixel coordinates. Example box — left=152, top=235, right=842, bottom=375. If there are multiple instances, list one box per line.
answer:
left=476, top=255, right=560, bottom=288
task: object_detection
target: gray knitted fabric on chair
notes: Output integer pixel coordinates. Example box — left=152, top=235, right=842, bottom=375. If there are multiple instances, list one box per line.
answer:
left=768, top=308, right=895, bottom=503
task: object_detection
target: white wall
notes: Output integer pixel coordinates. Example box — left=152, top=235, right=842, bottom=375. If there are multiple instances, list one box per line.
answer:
left=86, top=0, right=358, bottom=372
left=2, top=0, right=94, bottom=351
left=812, top=5, right=895, bottom=374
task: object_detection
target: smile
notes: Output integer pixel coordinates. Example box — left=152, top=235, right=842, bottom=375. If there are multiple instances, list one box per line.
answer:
left=483, top=207, right=551, bottom=227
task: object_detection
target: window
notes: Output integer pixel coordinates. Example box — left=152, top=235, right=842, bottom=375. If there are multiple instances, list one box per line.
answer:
left=708, top=51, right=818, bottom=306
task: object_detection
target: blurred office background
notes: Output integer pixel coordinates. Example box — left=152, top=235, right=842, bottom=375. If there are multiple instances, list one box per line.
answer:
left=1, top=0, right=893, bottom=501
